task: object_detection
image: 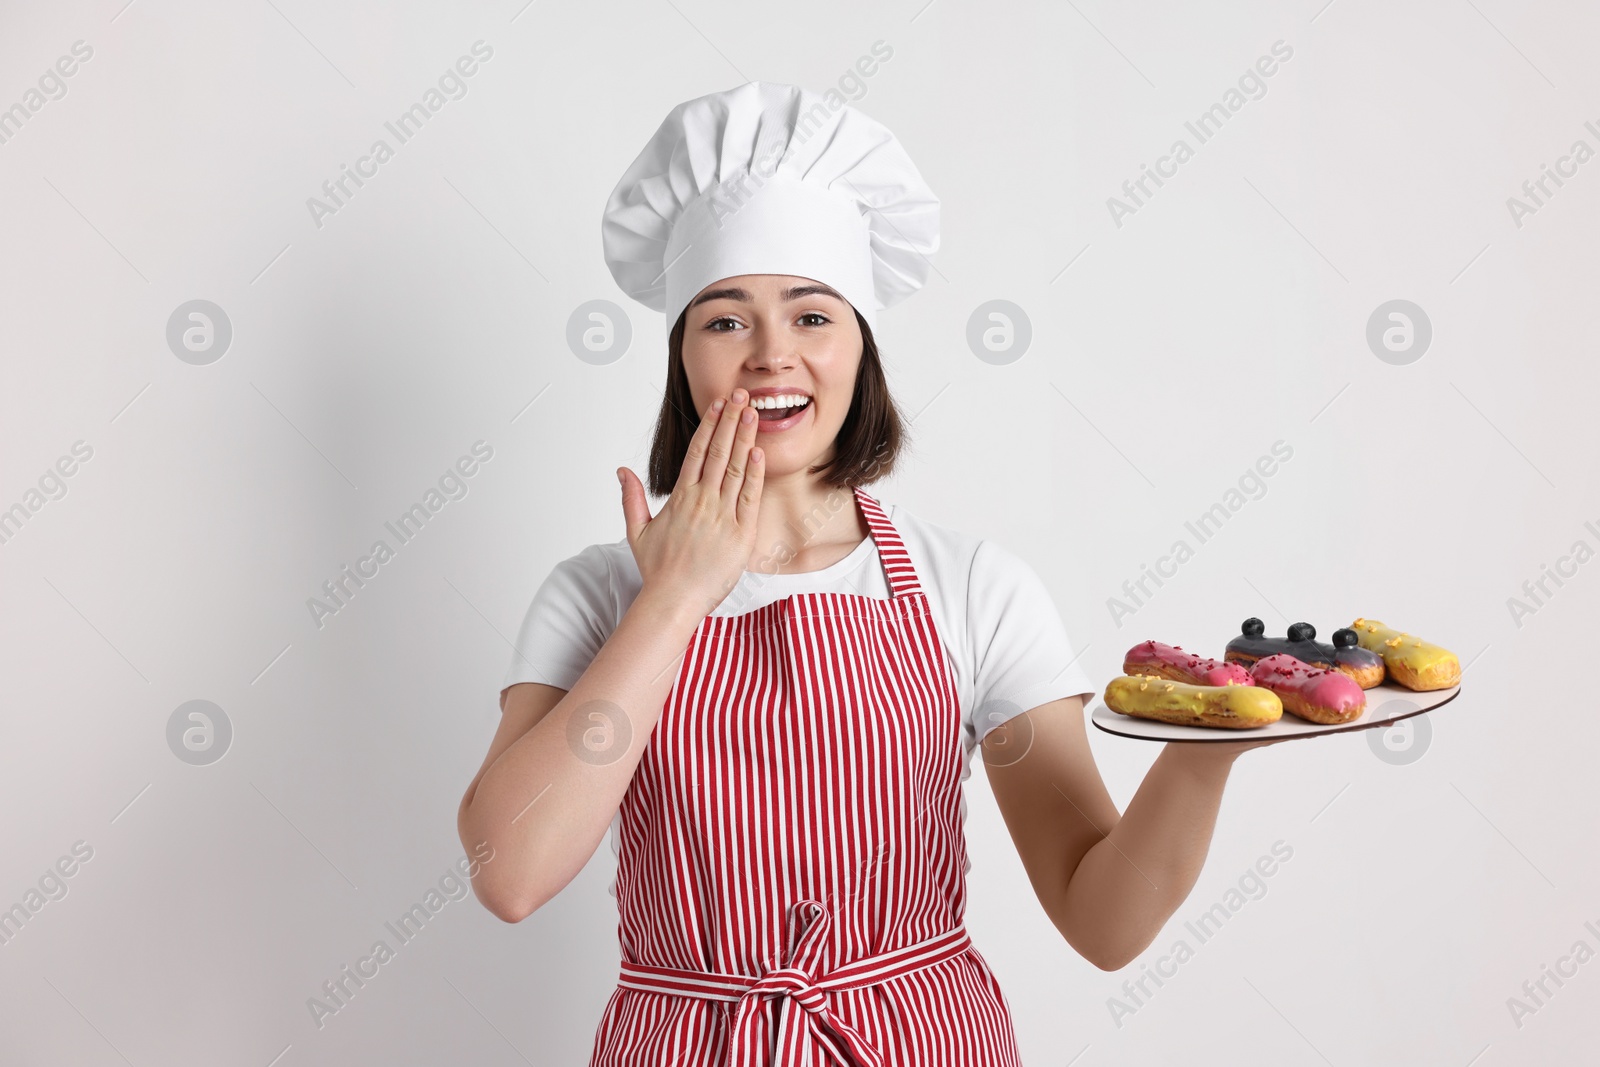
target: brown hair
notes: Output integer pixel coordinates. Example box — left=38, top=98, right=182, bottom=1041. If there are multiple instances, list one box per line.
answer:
left=646, top=308, right=906, bottom=497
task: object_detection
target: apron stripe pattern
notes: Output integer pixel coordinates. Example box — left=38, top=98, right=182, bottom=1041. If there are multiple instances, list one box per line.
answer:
left=591, top=487, right=1024, bottom=1067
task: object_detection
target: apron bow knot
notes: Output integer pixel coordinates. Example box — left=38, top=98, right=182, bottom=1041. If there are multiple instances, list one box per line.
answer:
left=726, top=900, right=884, bottom=1067
left=746, top=965, right=825, bottom=1004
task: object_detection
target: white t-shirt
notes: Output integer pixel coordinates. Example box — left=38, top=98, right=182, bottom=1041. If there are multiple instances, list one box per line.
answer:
left=501, top=498, right=1096, bottom=890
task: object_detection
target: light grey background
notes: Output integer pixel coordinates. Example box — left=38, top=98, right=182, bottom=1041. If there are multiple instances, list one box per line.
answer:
left=2, top=0, right=1595, bottom=1064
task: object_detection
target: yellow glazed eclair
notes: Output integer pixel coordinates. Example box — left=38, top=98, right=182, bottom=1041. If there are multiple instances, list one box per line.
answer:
left=1347, top=618, right=1460, bottom=691
left=1104, top=675, right=1282, bottom=729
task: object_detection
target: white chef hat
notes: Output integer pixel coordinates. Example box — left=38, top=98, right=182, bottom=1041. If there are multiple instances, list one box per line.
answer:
left=601, top=81, right=939, bottom=332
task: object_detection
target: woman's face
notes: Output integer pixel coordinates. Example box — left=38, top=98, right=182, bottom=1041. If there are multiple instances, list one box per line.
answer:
left=680, top=274, right=863, bottom=478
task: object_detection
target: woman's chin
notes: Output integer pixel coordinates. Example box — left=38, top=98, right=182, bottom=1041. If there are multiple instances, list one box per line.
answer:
left=756, top=445, right=828, bottom=480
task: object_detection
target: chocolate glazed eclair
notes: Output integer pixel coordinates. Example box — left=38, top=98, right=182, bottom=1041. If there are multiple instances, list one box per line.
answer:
left=1224, top=619, right=1386, bottom=689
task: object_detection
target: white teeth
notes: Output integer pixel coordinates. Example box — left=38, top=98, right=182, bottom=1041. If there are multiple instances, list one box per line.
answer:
left=750, top=394, right=810, bottom=410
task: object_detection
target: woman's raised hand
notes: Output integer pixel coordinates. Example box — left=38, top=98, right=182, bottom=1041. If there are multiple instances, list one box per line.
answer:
left=618, top=388, right=765, bottom=617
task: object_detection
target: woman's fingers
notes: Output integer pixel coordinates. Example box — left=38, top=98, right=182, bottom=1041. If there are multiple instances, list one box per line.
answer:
left=675, top=396, right=724, bottom=492
left=721, top=398, right=759, bottom=504
left=698, top=389, right=747, bottom=494
left=630, top=389, right=761, bottom=604
left=736, top=446, right=764, bottom=527
left=618, top=466, right=652, bottom=547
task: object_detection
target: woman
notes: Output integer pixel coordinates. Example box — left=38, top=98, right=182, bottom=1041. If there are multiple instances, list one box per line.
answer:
left=457, top=82, right=1272, bottom=1066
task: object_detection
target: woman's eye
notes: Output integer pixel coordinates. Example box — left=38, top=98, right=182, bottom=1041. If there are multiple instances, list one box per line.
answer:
left=707, top=317, right=741, bottom=331
left=798, top=312, right=830, bottom=326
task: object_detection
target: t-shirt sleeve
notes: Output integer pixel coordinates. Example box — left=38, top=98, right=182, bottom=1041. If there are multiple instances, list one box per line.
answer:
left=500, top=543, right=619, bottom=695
left=965, top=538, right=1097, bottom=744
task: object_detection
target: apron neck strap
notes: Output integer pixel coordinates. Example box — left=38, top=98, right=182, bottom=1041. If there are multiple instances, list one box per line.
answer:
left=852, top=486, right=922, bottom=598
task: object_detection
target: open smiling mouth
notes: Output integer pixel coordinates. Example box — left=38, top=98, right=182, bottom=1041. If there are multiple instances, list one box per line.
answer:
left=750, top=394, right=812, bottom=426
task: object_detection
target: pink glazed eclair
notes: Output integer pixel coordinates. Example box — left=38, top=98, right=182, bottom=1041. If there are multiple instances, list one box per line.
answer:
left=1248, top=654, right=1366, bottom=725
left=1123, top=640, right=1255, bottom=688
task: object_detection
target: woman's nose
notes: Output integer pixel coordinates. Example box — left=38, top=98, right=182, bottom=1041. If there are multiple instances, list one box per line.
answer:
left=745, top=328, right=797, bottom=370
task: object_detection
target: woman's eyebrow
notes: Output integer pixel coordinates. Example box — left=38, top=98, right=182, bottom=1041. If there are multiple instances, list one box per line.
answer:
left=781, top=283, right=845, bottom=303
left=690, top=286, right=749, bottom=307
left=689, top=283, right=846, bottom=309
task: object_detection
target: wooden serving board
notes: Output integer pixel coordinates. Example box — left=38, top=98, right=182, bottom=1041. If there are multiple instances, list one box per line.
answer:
left=1088, top=682, right=1460, bottom=743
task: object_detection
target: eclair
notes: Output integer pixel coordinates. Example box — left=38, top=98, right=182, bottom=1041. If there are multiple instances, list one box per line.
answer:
left=1224, top=619, right=1386, bottom=689
left=1104, top=675, right=1282, bottom=729
left=1347, top=618, right=1460, bottom=691
left=1248, top=654, right=1366, bottom=725
left=1123, top=640, right=1255, bottom=687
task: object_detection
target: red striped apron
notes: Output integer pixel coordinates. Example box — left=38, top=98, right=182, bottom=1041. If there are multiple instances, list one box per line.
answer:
left=589, top=486, right=1024, bottom=1067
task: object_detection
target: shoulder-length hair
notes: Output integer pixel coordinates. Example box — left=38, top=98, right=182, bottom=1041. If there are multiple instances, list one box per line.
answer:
left=646, top=308, right=907, bottom=497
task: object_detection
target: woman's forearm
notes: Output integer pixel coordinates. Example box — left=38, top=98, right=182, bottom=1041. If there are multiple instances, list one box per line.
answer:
left=458, top=587, right=705, bottom=920
left=1055, top=744, right=1240, bottom=970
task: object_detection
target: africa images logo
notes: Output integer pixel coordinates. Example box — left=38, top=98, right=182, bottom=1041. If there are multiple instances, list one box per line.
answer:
left=306, top=843, right=494, bottom=1029
left=304, top=41, right=494, bottom=229
left=1105, top=40, right=1294, bottom=228
left=306, top=442, right=493, bottom=629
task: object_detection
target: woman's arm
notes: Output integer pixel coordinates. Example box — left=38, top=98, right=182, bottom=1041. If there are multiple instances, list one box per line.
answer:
left=458, top=387, right=765, bottom=922
left=983, top=696, right=1254, bottom=971
left=457, top=588, right=707, bottom=922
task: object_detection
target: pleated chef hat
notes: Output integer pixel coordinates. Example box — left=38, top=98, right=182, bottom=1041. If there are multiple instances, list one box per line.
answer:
left=601, top=81, right=939, bottom=332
